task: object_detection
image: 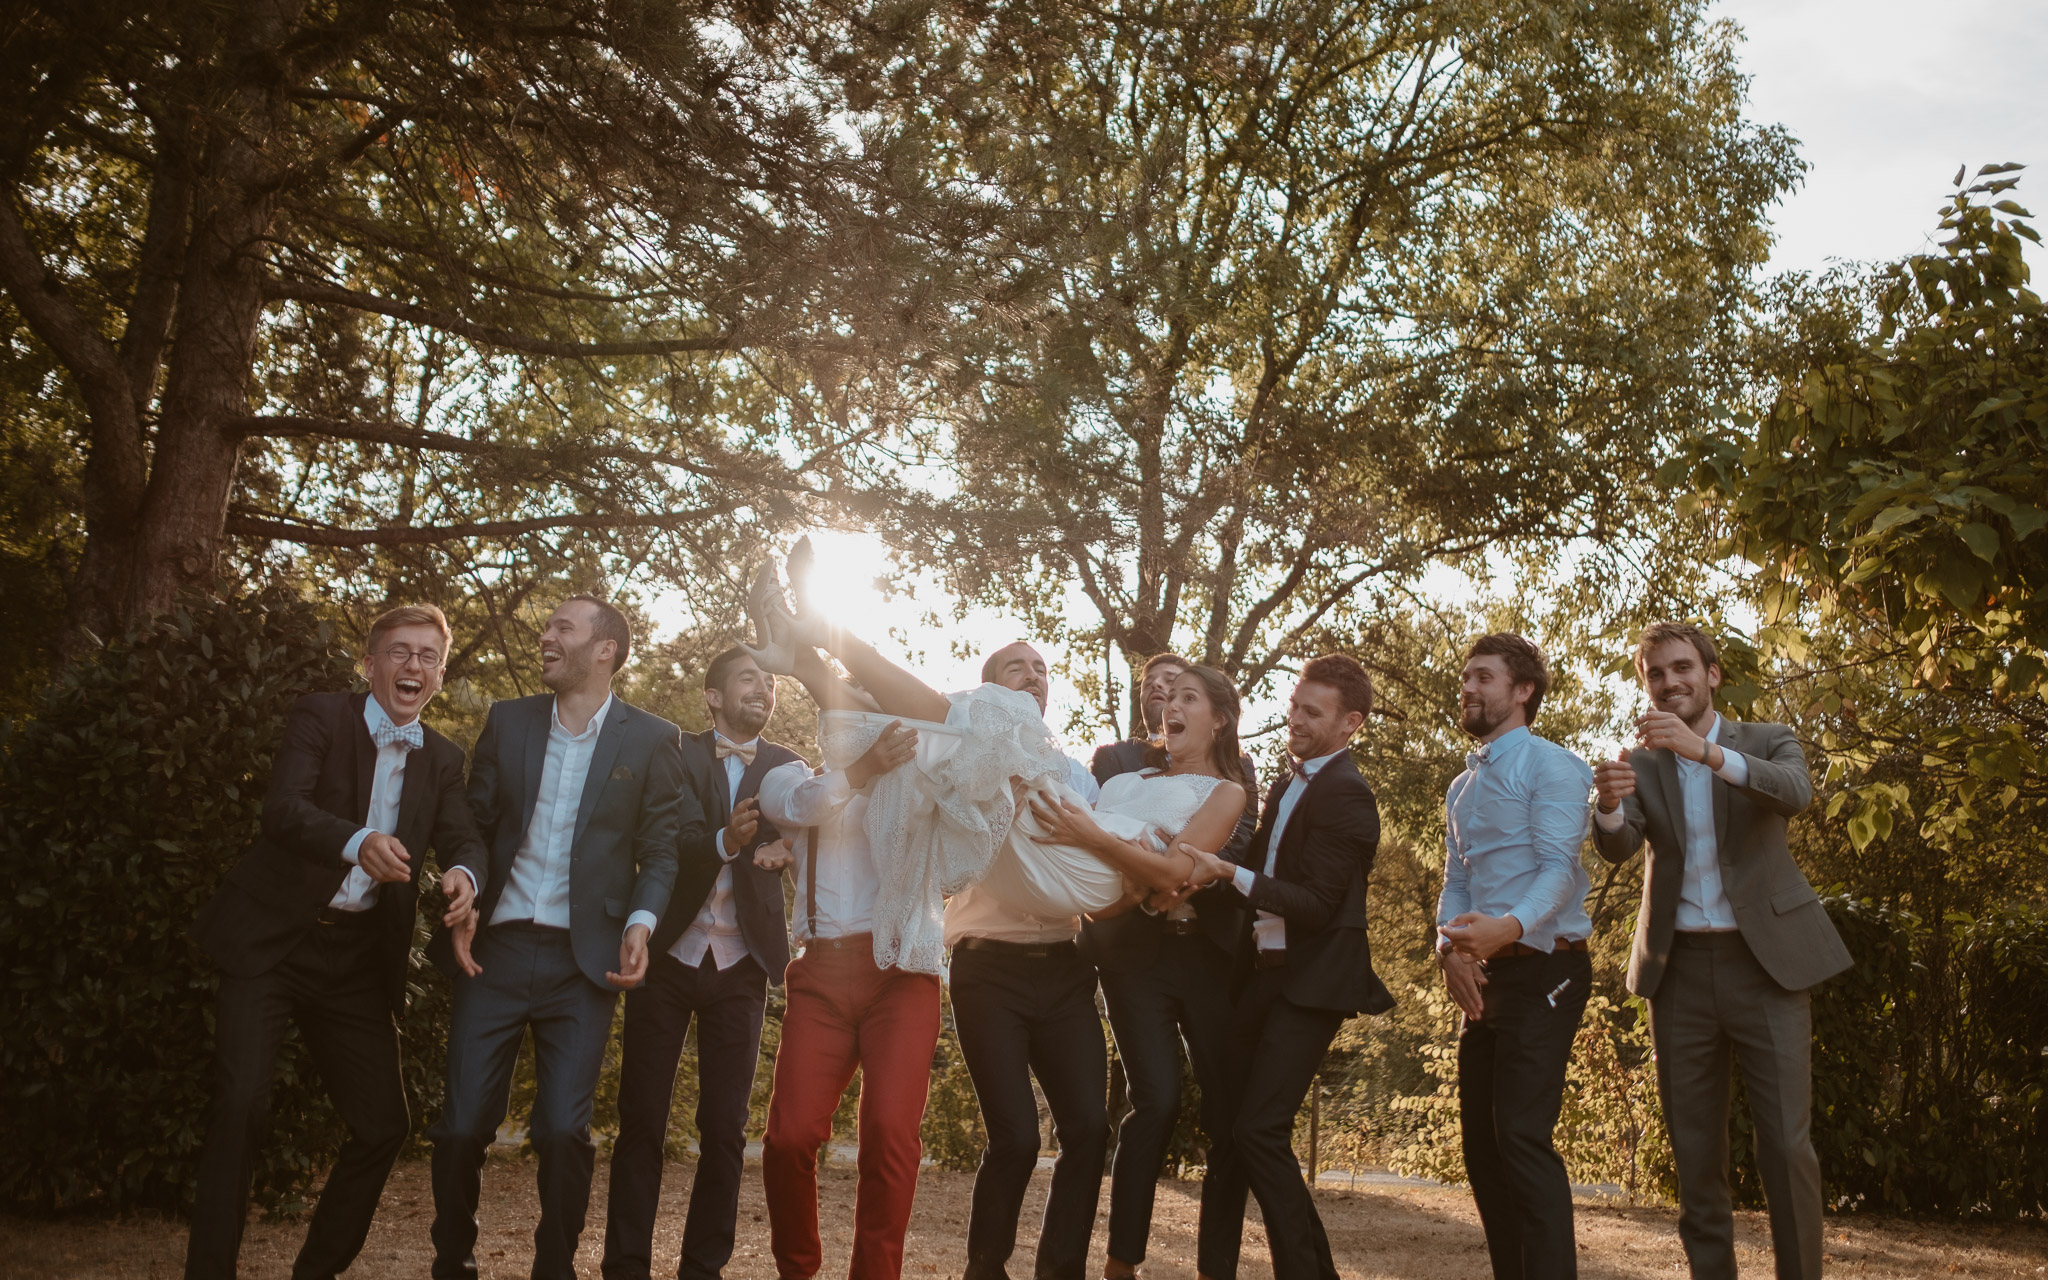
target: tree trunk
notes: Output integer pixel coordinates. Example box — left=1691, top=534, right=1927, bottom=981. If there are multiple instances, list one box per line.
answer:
left=113, top=1, right=300, bottom=622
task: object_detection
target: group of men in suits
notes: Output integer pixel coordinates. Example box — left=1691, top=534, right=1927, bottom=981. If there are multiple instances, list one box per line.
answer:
left=1436, top=624, right=1848, bottom=1280
left=183, top=594, right=1843, bottom=1280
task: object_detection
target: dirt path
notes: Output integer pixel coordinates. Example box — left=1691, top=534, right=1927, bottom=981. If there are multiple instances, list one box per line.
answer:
left=6, top=1156, right=2044, bottom=1278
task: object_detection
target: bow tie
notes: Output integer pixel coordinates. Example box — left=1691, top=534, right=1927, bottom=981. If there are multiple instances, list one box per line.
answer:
left=1466, top=744, right=1493, bottom=772
left=373, top=719, right=423, bottom=752
left=1289, top=759, right=1312, bottom=782
left=715, top=737, right=757, bottom=766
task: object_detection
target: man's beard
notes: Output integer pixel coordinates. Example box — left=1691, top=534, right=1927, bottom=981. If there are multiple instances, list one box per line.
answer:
left=542, top=645, right=595, bottom=692
left=729, top=699, right=772, bottom=737
left=1461, top=699, right=1509, bottom=738
left=1143, top=700, right=1167, bottom=736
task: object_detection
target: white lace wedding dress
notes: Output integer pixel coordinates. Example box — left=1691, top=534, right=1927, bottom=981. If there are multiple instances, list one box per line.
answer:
left=818, top=683, right=1228, bottom=974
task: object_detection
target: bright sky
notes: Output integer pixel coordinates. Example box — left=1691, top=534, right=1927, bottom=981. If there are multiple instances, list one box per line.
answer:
left=650, top=3, right=2047, bottom=758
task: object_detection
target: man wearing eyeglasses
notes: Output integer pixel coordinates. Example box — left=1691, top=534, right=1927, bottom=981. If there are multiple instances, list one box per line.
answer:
left=187, top=605, right=486, bottom=1280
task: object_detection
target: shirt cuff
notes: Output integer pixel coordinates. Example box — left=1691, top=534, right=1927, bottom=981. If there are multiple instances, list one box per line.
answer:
left=342, top=828, right=372, bottom=865
left=715, top=829, right=738, bottom=862
left=445, top=866, right=479, bottom=897
left=1593, top=803, right=1627, bottom=832
left=626, top=910, right=659, bottom=935
left=1231, top=866, right=1257, bottom=897
left=1715, top=748, right=1749, bottom=787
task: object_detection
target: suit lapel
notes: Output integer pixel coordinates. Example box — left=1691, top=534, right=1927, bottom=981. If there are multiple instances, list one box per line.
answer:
left=395, top=733, right=432, bottom=873
left=704, top=729, right=738, bottom=826
left=350, top=692, right=376, bottom=823
left=519, top=697, right=551, bottom=837
left=1243, top=775, right=1289, bottom=870
left=574, top=700, right=630, bottom=848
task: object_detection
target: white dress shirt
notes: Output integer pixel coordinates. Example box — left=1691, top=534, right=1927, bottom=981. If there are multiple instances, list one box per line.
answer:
left=1595, top=714, right=1750, bottom=930
left=1233, top=748, right=1346, bottom=952
left=671, top=734, right=757, bottom=969
left=943, top=756, right=1101, bottom=946
left=758, top=762, right=873, bottom=942
left=488, top=694, right=657, bottom=936
left=333, top=695, right=413, bottom=911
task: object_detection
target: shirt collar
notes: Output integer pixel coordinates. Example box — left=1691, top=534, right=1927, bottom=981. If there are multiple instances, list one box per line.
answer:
left=714, top=732, right=760, bottom=750
left=1295, top=748, right=1346, bottom=779
left=552, top=692, right=614, bottom=742
left=1473, top=724, right=1532, bottom=766
left=1707, top=713, right=1724, bottom=744
left=364, top=693, right=418, bottom=732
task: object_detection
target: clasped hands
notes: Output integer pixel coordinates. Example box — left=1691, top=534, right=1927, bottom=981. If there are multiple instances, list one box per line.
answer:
left=1593, top=709, right=1717, bottom=812
left=1436, top=912, right=1523, bottom=1022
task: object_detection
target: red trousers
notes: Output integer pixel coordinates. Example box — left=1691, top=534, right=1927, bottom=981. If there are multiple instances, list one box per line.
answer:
left=763, top=936, right=943, bottom=1280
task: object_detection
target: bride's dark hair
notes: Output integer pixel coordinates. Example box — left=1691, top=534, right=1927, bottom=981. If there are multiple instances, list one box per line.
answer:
left=1144, top=663, right=1246, bottom=784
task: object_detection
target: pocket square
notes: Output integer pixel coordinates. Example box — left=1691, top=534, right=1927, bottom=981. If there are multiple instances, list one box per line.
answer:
left=611, top=764, right=635, bottom=781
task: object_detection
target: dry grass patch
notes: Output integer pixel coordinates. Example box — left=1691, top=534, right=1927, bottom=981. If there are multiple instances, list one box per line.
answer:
left=3, top=1157, right=2044, bottom=1279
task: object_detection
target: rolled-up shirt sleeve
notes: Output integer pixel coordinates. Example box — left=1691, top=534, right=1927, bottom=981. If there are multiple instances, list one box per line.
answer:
left=1715, top=748, right=1749, bottom=788
left=1503, top=752, right=1595, bottom=945
left=758, top=759, right=849, bottom=829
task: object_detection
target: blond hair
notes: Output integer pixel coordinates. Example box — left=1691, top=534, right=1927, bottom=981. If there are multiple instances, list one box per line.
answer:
left=367, top=604, right=451, bottom=654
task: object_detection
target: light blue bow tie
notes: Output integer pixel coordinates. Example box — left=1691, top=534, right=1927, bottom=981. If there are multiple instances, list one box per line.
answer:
left=373, top=720, right=423, bottom=751
left=1466, top=744, right=1492, bottom=772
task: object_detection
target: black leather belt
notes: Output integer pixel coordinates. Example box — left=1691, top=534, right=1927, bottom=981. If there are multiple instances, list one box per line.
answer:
left=1254, top=948, right=1288, bottom=970
left=952, top=936, right=1079, bottom=960
left=316, top=907, right=375, bottom=927
left=1161, top=917, right=1202, bottom=936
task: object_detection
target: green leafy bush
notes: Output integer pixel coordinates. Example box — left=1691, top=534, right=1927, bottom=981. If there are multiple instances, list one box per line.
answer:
left=1812, top=898, right=2048, bottom=1216
left=0, top=590, right=424, bottom=1213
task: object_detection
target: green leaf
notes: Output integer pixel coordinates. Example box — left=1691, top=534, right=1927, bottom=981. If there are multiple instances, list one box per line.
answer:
left=1866, top=505, right=1928, bottom=535
left=1960, top=522, right=2001, bottom=563
left=2006, top=504, right=2046, bottom=541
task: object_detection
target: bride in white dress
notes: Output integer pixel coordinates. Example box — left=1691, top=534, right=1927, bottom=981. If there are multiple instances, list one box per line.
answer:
left=746, top=551, right=1246, bottom=974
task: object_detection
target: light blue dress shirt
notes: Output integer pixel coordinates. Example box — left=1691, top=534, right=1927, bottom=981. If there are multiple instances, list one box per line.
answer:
left=1436, top=726, right=1596, bottom=951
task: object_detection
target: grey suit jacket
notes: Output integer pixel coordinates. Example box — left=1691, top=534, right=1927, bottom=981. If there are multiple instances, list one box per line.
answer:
left=428, top=693, right=700, bottom=989
left=1593, top=718, right=1851, bottom=997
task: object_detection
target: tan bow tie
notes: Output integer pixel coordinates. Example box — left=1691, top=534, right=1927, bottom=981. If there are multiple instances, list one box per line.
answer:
left=715, top=737, right=757, bottom=766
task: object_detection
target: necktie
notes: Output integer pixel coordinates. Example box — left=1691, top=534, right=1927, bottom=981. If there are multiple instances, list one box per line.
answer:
left=715, top=736, right=757, bottom=766
left=373, top=719, right=423, bottom=751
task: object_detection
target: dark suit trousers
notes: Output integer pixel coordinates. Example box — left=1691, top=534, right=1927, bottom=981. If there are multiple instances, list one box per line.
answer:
left=186, top=919, right=407, bottom=1280
left=1650, top=932, right=1823, bottom=1280
left=602, top=951, right=769, bottom=1280
left=430, top=922, right=619, bottom=1280
left=1460, top=948, right=1592, bottom=1280
left=950, top=944, right=1109, bottom=1280
left=1195, top=968, right=1344, bottom=1280
left=1098, top=932, right=1235, bottom=1266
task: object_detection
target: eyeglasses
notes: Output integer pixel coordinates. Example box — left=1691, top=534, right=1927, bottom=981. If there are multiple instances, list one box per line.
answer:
left=371, top=645, right=444, bottom=669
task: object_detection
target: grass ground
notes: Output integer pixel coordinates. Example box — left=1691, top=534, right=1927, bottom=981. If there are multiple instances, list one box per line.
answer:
left=5, top=1156, right=2044, bottom=1279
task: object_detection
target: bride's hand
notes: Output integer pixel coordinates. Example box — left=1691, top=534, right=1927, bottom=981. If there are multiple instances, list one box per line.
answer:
left=1174, top=841, right=1234, bottom=887
left=1028, top=792, right=1103, bottom=848
left=1147, top=882, right=1200, bottom=913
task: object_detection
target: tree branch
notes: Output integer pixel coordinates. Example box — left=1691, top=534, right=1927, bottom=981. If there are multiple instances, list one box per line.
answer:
left=225, top=505, right=738, bottom=548
left=266, top=279, right=737, bottom=357
left=234, top=413, right=827, bottom=497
